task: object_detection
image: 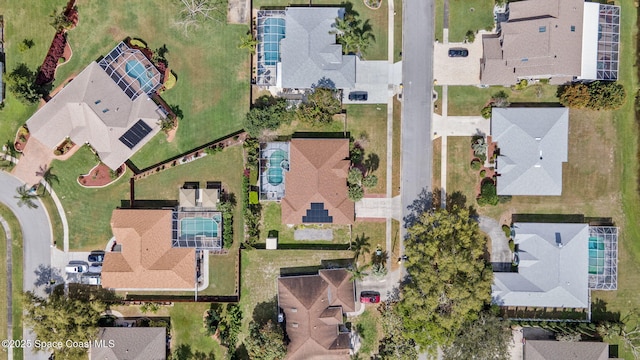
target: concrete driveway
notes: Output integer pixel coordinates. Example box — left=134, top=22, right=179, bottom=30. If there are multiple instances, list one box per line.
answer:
left=432, top=114, right=490, bottom=137
left=343, top=59, right=398, bottom=105
left=433, top=36, right=484, bottom=85
left=479, top=216, right=512, bottom=264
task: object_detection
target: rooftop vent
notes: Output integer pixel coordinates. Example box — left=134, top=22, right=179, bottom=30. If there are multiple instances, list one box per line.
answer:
left=539, top=150, right=543, bottom=160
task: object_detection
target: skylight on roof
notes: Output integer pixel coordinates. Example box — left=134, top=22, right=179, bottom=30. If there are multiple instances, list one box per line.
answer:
left=539, top=26, right=546, bottom=33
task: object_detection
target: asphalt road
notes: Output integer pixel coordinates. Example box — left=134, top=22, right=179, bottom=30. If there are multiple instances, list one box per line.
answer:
left=400, top=0, right=435, bottom=234
left=0, top=171, right=52, bottom=360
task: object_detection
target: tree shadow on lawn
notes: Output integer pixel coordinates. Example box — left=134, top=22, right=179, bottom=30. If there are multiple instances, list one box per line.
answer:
left=172, top=344, right=216, bottom=360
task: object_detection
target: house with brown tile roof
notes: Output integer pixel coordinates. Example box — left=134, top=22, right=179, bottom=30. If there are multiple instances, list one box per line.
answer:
left=281, top=138, right=354, bottom=225
left=102, top=209, right=196, bottom=290
left=277, top=269, right=356, bottom=360
left=480, top=0, right=620, bottom=85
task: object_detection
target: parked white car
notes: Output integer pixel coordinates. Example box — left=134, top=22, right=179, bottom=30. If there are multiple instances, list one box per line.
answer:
left=65, top=264, right=88, bottom=274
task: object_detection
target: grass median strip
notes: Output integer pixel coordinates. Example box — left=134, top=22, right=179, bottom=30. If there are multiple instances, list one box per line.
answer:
left=0, top=204, right=24, bottom=360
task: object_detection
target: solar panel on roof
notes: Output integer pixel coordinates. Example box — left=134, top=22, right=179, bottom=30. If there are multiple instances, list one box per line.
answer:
left=302, top=202, right=333, bottom=223
left=119, top=120, right=153, bottom=149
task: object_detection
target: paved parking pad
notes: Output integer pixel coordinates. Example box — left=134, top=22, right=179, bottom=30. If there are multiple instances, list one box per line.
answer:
left=433, top=36, right=484, bottom=85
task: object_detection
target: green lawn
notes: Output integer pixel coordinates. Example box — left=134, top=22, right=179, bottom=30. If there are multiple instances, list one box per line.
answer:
left=201, top=252, right=238, bottom=296
left=253, top=0, right=388, bottom=60
left=446, top=136, right=477, bottom=207
left=590, top=0, right=640, bottom=358
left=0, top=204, right=25, bottom=360
left=447, top=84, right=560, bottom=116
left=345, top=104, right=387, bottom=194
left=393, top=0, right=403, bottom=62
left=434, top=0, right=443, bottom=42
left=239, top=249, right=355, bottom=338
left=447, top=0, right=494, bottom=42
left=432, top=137, right=442, bottom=189
left=2, top=0, right=250, bottom=169
left=135, top=146, right=245, bottom=245
left=49, top=146, right=130, bottom=250
left=352, top=309, right=382, bottom=358
left=169, top=303, right=225, bottom=359
left=0, top=215, right=6, bottom=360
left=0, top=1, right=56, bottom=143
left=392, top=99, right=401, bottom=197
left=39, top=191, right=64, bottom=250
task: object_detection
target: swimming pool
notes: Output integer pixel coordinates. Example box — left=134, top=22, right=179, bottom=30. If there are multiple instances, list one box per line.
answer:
left=180, top=217, right=219, bottom=239
left=261, top=17, right=285, bottom=66
left=588, top=236, right=605, bottom=275
left=125, top=60, right=156, bottom=93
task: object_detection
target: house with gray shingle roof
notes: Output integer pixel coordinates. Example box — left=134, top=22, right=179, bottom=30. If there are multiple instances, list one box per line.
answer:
left=524, top=340, right=614, bottom=360
left=491, top=107, right=568, bottom=196
left=280, top=7, right=356, bottom=89
left=90, top=327, right=166, bottom=360
left=256, top=8, right=356, bottom=89
left=492, top=222, right=590, bottom=309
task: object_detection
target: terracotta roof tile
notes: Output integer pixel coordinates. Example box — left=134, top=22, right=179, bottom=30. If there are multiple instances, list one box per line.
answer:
left=282, top=139, right=354, bottom=224
left=277, top=269, right=355, bottom=360
left=102, top=209, right=195, bottom=290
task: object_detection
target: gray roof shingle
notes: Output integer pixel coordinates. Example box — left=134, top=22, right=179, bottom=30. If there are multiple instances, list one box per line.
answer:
left=492, top=222, right=589, bottom=309
left=90, top=327, right=166, bottom=360
left=492, top=107, right=568, bottom=196
left=280, top=8, right=356, bottom=89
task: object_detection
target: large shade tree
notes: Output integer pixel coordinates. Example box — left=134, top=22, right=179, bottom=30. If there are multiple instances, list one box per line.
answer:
left=397, top=206, right=493, bottom=352
left=443, top=310, right=511, bottom=360
left=24, top=290, right=106, bottom=359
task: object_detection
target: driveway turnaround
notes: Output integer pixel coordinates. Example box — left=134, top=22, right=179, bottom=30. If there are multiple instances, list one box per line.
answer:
left=433, top=37, right=484, bottom=85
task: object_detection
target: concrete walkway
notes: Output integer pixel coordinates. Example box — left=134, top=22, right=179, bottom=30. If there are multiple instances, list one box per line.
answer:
left=479, top=216, right=512, bottom=263
left=385, top=0, right=396, bottom=271
left=0, top=217, right=13, bottom=360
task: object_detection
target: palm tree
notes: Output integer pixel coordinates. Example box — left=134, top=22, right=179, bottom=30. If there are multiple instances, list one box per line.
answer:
left=331, top=14, right=375, bottom=56
left=347, top=263, right=370, bottom=282
left=351, top=232, right=371, bottom=261
left=238, top=33, right=258, bottom=54
left=36, top=165, right=59, bottom=195
left=15, top=185, right=38, bottom=209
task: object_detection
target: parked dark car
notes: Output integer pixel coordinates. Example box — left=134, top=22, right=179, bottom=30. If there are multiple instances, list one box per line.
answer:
left=359, top=291, right=381, bottom=304
left=448, top=48, right=469, bottom=57
left=88, top=250, right=105, bottom=263
left=348, top=91, right=368, bottom=101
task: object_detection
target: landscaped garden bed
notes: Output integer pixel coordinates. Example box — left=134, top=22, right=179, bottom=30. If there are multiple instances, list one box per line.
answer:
left=14, top=126, right=30, bottom=152
left=78, top=163, right=125, bottom=187
left=54, top=138, right=75, bottom=156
